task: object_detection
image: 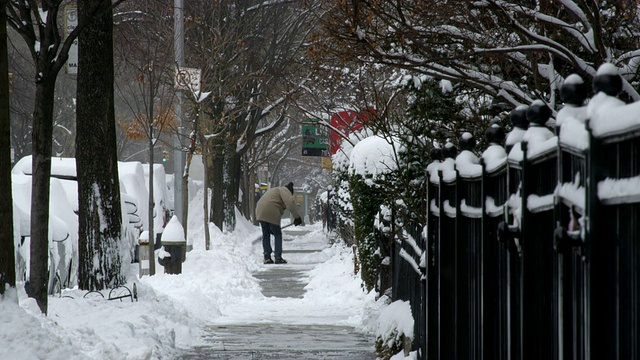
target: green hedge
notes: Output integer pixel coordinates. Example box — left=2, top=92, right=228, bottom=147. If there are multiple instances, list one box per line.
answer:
left=349, top=173, right=385, bottom=292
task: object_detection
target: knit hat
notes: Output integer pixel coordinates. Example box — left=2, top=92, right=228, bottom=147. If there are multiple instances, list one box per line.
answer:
left=285, top=182, right=294, bottom=194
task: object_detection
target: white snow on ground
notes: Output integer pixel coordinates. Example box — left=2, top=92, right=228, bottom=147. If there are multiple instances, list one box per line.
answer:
left=1, top=188, right=408, bottom=359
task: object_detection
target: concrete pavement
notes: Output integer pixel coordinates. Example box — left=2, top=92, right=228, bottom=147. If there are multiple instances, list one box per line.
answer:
left=181, top=227, right=377, bottom=359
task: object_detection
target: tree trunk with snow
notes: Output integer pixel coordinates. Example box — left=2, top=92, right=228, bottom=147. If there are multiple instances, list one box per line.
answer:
left=223, top=148, right=241, bottom=230
left=0, top=0, right=16, bottom=295
left=147, top=137, right=156, bottom=276
left=5, top=0, right=125, bottom=314
left=28, top=78, right=57, bottom=313
left=202, top=146, right=211, bottom=250
left=208, top=139, right=225, bottom=231
left=181, top=110, right=199, bottom=240
left=76, top=0, right=125, bottom=291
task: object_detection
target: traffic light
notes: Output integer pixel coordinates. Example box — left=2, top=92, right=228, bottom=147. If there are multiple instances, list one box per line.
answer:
left=162, top=150, right=169, bottom=162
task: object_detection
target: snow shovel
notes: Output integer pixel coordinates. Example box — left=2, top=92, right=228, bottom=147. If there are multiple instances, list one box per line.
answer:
left=251, top=223, right=294, bottom=245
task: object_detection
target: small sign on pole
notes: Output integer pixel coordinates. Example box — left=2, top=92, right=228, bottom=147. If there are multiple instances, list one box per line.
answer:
left=65, top=6, right=78, bottom=75
left=175, top=67, right=201, bottom=93
left=301, top=120, right=328, bottom=157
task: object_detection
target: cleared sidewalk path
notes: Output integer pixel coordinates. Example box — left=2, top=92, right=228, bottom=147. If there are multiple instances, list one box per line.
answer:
left=181, top=226, right=377, bottom=359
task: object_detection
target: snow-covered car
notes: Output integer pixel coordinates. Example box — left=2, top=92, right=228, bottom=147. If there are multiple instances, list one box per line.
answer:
left=11, top=159, right=77, bottom=295
left=11, top=156, right=170, bottom=294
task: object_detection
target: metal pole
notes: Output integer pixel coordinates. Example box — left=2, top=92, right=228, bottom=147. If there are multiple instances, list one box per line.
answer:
left=173, top=0, right=184, bottom=223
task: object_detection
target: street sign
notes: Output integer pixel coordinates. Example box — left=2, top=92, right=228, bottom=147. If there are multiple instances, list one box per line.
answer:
left=175, top=67, right=201, bottom=93
left=301, top=121, right=328, bottom=157
left=65, top=6, right=78, bottom=75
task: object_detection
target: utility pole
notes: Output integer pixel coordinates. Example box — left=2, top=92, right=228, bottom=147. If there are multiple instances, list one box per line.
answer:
left=173, top=0, right=184, bottom=230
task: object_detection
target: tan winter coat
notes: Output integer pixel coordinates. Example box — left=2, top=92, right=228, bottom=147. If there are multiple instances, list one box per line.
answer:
left=255, top=186, right=301, bottom=225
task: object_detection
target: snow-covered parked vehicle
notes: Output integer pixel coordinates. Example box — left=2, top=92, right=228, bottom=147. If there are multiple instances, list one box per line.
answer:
left=12, top=157, right=78, bottom=295
left=11, top=156, right=170, bottom=294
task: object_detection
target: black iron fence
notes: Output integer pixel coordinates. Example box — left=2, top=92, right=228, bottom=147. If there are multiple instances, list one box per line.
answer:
left=391, top=70, right=640, bottom=360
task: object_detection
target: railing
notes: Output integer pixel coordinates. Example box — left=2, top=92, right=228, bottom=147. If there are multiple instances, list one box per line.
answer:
left=392, top=68, right=640, bottom=360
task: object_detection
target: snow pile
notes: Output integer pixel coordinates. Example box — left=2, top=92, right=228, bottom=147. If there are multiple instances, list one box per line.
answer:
left=0, top=289, right=89, bottom=360
left=2, top=187, right=390, bottom=359
left=374, top=299, right=416, bottom=360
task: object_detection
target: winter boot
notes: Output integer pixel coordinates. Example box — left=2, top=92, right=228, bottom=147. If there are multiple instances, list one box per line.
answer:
left=274, top=257, right=287, bottom=264
left=264, top=255, right=274, bottom=264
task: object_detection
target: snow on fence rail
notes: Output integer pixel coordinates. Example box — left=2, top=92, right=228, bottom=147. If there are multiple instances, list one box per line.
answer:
left=395, top=63, right=640, bottom=360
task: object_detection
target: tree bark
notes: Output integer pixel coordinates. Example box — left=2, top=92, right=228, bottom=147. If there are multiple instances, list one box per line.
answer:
left=0, top=0, right=16, bottom=295
left=209, top=141, right=225, bottom=231
left=223, top=149, right=242, bottom=229
left=28, top=78, right=56, bottom=313
left=202, top=146, right=210, bottom=250
left=76, top=0, right=124, bottom=290
left=182, top=114, right=198, bottom=241
left=148, top=137, right=155, bottom=275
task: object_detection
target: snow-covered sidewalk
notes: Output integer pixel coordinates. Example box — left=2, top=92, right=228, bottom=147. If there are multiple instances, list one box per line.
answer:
left=1, top=214, right=386, bottom=359
left=181, top=226, right=378, bottom=359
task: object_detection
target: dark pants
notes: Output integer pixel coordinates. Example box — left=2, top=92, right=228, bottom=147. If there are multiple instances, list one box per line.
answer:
left=259, top=221, right=283, bottom=259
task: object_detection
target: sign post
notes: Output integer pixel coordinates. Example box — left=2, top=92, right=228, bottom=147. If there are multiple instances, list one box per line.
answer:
left=174, top=0, right=185, bottom=239
left=64, top=6, right=78, bottom=75
left=301, top=120, right=328, bottom=157
left=174, top=67, right=201, bottom=94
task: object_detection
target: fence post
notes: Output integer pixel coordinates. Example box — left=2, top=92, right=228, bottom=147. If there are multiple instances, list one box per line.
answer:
left=481, top=123, right=509, bottom=360
left=426, top=148, right=442, bottom=360
left=438, top=150, right=457, bottom=359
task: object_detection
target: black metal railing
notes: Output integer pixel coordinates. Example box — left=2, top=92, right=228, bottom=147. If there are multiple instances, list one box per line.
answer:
left=391, top=103, right=640, bottom=360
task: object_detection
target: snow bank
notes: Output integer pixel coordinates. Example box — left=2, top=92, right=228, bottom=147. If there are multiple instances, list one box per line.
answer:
left=374, top=299, right=415, bottom=359
left=4, top=175, right=387, bottom=359
left=0, top=288, right=89, bottom=360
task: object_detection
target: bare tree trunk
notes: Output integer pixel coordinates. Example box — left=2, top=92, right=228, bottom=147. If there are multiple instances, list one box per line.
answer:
left=243, top=161, right=254, bottom=223
left=202, top=146, right=211, bottom=250
left=181, top=166, right=189, bottom=237
left=7, top=0, right=123, bottom=314
left=76, top=0, right=124, bottom=290
left=0, top=0, right=16, bottom=295
left=251, top=169, right=258, bottom=224
left=209, top=143, right=225, bottom=231
left=28, top=79, right=56, bottom=313
left=223, top=149, right=242, bottom=230
left=182, top=116, right=198, bottom=240
left=148, top=136, right=155, bottom=275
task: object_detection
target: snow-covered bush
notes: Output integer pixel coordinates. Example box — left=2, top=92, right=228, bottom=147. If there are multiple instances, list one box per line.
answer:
left=331, top=133, right=357, bottom=246
left=348, top=135, right=398, bottom=292
left=349, top=172, right=383, bottom=291
left=375, top=299, right=415, bottom=360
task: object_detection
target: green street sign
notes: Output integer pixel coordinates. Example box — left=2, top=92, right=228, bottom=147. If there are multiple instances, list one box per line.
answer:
left=301, top=121, right=328, bottom=157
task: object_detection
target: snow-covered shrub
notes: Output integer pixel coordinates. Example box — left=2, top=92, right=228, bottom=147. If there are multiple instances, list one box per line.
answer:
left=331, top=135, right=357, bottom=246
left=375, top=299, right=415, bottom=360
left=348, top=135, right=397, bottom=292
left=349, top=172, right=384, bottom=291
